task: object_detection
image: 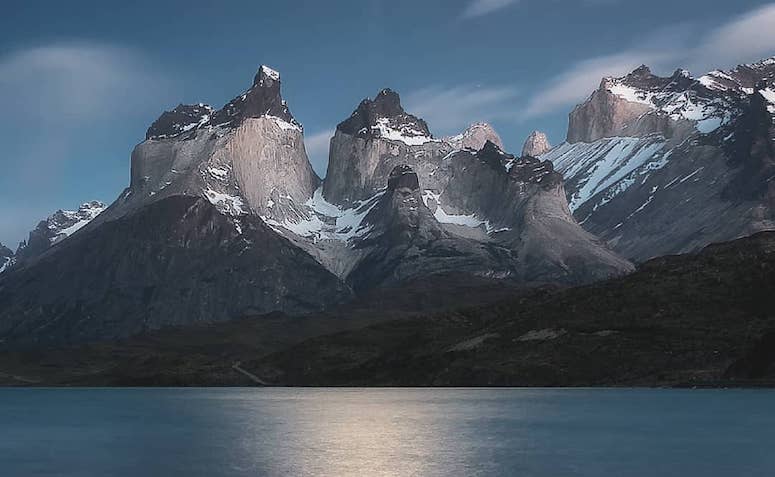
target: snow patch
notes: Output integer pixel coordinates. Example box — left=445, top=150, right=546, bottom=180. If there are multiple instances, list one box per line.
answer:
left=205, top=188, right=247, bottom=216
left=262, top=188, right=383, bottom=243
left=207, top=166, right=229, bottom=179
left=266, top=115, right=302, bottom=132
left=260, top=65, right=280, bottom=81
left=421, top=190, right=508, bottom=234
left=760, top=88, right=775, bottom=113
left=544, top=137, right=666, bottom=211
left=372, top=118, right=434, bottom=146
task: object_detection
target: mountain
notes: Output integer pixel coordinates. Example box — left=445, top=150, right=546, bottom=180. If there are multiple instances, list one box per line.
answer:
left=8, top=231, right=773, bottom=386
left=0, top=68, right=632, bottom=348
left=542, top=58, right=775, bottom=261
left=12, top=201, right=106, bottom=266
left=0, top=65, right=351, bottom=347
left=313, top=89, right=632, bottom=287
left=522, top=130, right=551, bottom=157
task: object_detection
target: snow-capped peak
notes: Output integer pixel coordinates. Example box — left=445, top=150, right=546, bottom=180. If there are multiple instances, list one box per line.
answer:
left=601, top=64, right=742, bottom=134
left=47, top=201, right=107, bottom=243
left=337, top=88, right=435, bottom=146
left=259, top=65, right=280, bottom=82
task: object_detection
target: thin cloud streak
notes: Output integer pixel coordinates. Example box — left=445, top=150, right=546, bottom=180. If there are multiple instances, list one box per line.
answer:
left=522, top=4, right=775, bottom=120
left=0, top=42, right=170, bottom=247
left=405, top=84, right=520, bottom=135
left=461, top=0, right=518, bottom=18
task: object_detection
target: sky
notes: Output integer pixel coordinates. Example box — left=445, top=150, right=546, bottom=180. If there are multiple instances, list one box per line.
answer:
left=1, top=0, right=775, bottom=247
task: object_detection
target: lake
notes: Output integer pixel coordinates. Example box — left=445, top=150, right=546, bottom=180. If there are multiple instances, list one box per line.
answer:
left=0, top=388, right=773, bottom=476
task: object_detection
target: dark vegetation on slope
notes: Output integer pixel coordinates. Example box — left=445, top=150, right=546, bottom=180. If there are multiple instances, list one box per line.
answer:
left=1, top=232, right=774, bottom=387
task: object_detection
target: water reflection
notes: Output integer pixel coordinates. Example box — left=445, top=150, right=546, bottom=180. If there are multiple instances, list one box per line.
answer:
left=1, top=388, right=774, bottom=476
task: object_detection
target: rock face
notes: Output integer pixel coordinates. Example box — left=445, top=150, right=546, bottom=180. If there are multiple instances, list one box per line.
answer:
left=0, top=69, right=634, bottom=349
left=347, top=165, right=517, bottom=291
left=545, top=57, right=775, bottom=261
left=447, top=122, right=504, bottom=151
left=13, top=201, right=106, bottom=265
left=521, top=131, right=551, bottom=157
left=0, top=65, right=350, bottom=348
left=120, top=64, right=319, bottom=227
left=567, top=66, right=698, bottom=143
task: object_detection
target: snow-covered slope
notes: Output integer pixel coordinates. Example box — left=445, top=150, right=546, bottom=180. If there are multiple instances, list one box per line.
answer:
left=13, top=201, right=106, bottom=265
left=546, top=57, right=775, bottom=261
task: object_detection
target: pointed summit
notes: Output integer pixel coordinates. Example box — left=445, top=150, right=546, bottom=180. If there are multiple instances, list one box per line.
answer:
left=255, top=64, right=281, bottom=84
left=630, top=64, right=652, bottom=76
left=521, top=130, right=551, bottom=157
left=211, top=64, right=298, bottom=128
left=446, top=122, right=503, bottom=151
left=477, top=140, right=514, bottom=171
left=337, top=88, right=431, bottom=142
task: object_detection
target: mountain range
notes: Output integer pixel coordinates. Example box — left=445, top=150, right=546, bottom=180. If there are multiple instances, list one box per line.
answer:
left=542, top=58, right=775, bottom=261
left=1, top=56, right=774, bottom=353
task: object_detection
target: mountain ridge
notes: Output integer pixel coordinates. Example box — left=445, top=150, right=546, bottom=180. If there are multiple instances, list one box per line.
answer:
left=543, top=56, right=775, bottom=261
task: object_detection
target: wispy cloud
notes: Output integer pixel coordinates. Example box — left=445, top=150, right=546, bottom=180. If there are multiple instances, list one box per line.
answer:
left=690, top=4, right=775, bottom=72
left=522, top=50, right=678, bottom=118
left=0, top=42, right=170, bottom=247
left=461, top=0, right=518, bottom=19
left=404, top=84, right=520, bottom=135
left=0, top=43, right=167, bottom=124
left=304, top=129, right=334, bottom=177
left=522, top=5, right=775, bottom=119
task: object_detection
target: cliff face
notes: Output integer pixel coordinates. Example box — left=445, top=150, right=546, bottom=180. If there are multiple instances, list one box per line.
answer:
left=0, top=69, right=635, bottom=349
left=122, top=65, right=319, bottom=227
left=546, top=58, right=775, bottom=261
left=0, top=66, right=350, bottom=348
left=566, top=67, right=700, bottom=143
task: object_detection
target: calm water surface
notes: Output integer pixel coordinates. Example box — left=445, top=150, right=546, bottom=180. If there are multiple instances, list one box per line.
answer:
left=0, top=388, right=773, bottom=476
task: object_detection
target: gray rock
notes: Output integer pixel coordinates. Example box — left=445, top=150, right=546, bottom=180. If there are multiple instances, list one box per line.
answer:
left=446, top=122, right=504, bottom=151
left=0, top=71, right=634, bottom=348
left=13, top=201, right=106, bottom=265
left=521, top=131, right=551, bottom=157
left=547, top=57, right=775, bottom=261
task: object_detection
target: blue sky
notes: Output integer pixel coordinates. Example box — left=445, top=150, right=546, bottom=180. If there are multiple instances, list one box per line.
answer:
left=1, top=0, right=775, bottom=247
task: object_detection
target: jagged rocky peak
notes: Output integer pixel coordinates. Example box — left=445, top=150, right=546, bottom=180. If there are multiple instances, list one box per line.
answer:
left=476, top=140, right=514, bottom=171
left=146, top=104, right=214, bottom=140
left=548, top=56, right=775, bottom=263
left=337, top=88, right=433, bottom=145
left=146, top=65, right=300, bottom=141
left=568, top=63, right=738, bottom=143
left=521, top=130, right=551, bottom=157
left=13, top=201, right=107, bottom=263
left=126, top=63, right=319, bottom=228
left=38, top=201, right=106, bottom=243
left=210, top=64, right=299, bottom=129
left=446, top=122, right=503, bottom=151
left=509, top=156, right=561, bottom=187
